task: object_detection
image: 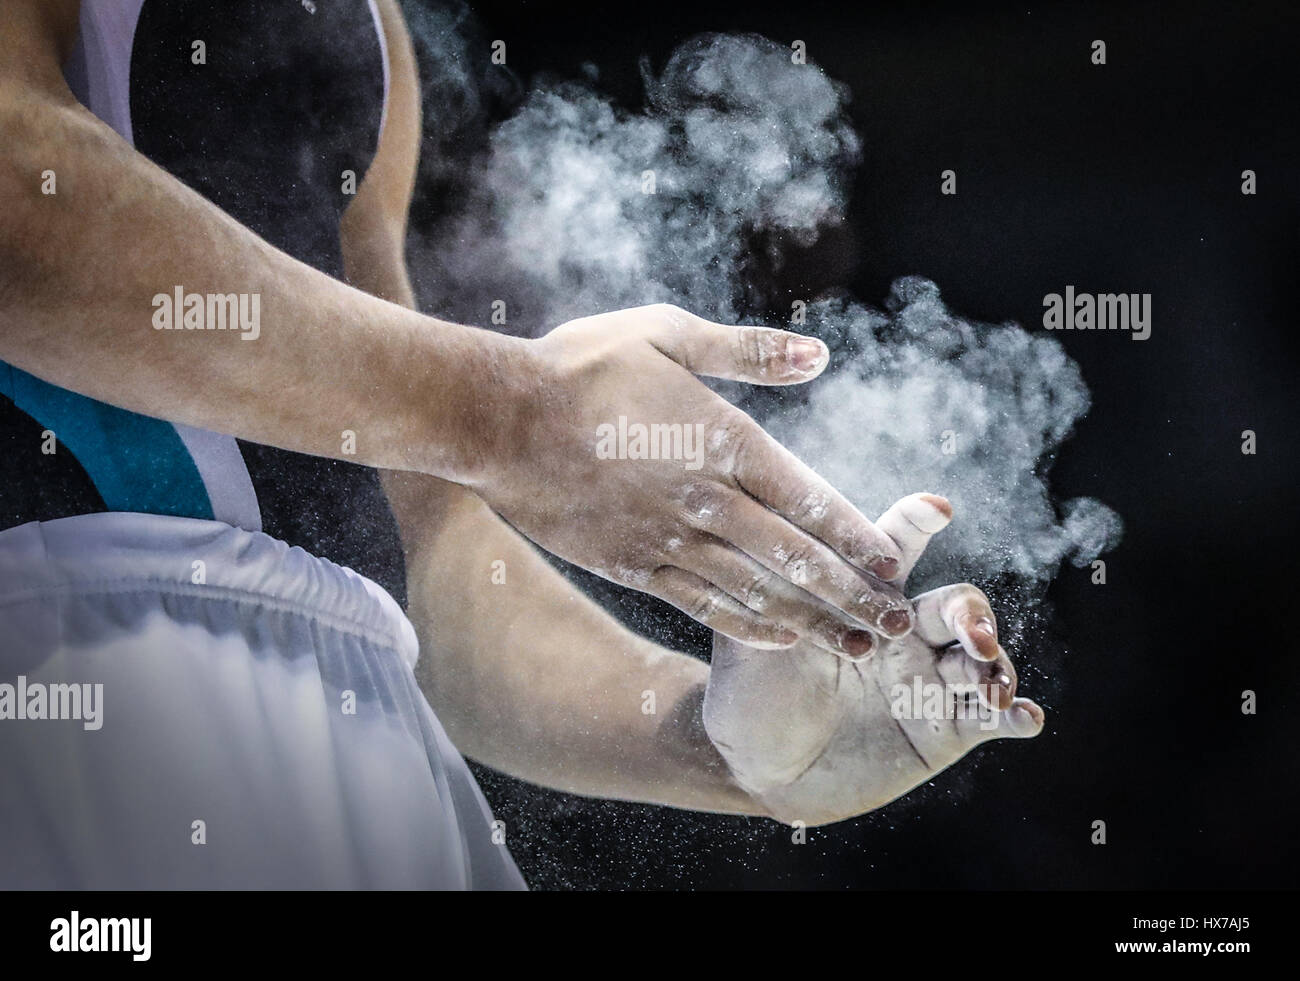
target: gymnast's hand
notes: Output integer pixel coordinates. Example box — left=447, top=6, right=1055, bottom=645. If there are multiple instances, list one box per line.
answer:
left=470, top=304, right=916, bottom=655
left=702, top=493, right=1045, bottom=826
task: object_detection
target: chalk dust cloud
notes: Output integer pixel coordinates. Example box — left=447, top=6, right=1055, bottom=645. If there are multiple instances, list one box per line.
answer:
left=401, top=7, right=1121, bottom=643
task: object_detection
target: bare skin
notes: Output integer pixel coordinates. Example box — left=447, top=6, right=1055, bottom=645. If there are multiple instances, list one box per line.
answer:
left=0, top=0, right=913, bottom=654
left=706, top=494, right=1045, bottom=826
left=351, top=1, right=753, bottom=812
left=2, top=0, right=1042, bottom=821
left=350, top=4, right=1043, bottom=819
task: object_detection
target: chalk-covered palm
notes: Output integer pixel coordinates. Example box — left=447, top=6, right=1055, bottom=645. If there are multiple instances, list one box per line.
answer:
left=704, top=493, right=1045, bottom=826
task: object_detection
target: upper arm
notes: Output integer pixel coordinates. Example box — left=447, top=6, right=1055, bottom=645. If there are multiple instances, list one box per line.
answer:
left=0, top=0, right=81, bottom=95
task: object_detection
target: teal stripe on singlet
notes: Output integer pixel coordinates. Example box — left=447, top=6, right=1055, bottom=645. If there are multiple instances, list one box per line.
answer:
left=1, top=362, right=214, bottom=520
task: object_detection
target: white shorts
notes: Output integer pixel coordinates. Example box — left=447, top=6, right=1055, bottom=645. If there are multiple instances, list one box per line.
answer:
left=0, top=512, right=525, bottom=889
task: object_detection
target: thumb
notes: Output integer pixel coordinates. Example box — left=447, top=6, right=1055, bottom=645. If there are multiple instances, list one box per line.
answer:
left=642, top=304, right=829, bottom=385
left=874, top=493, right=953, bottom=584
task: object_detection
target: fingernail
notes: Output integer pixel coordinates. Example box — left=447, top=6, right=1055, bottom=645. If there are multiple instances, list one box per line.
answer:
left=916, top=493, right=953, bottom=521
left=843, top=630, right=874, bottom=658
left=788, top=336, right=828, bottom=374
left=880, top=608, right=912, bottom=637
left=971, top=616, right=997, bottom=648
left=869, top=556, right=900, bottom=581
left=898, top=493, right=952, bottom=533
left=958, top=613, right=998, bottom=659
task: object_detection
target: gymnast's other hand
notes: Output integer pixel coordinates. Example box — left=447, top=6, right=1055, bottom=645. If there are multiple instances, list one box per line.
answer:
left=466, top=303, right=915, bottom=655
left=703, top=493, right=1045, bottom=826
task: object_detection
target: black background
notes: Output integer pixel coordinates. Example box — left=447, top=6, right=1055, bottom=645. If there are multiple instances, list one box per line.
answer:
left=417, top=0, right=1300, bottom=889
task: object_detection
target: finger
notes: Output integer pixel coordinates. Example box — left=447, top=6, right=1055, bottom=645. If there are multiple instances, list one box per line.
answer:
left=646, top=565, right=799, bottom=649
left=963, top=697, right=1046, bottom=744
left=935, top=643, right=1017, bottom=710
left=726, top=429, right=906, bottom=584
left=687, top=540, right=879, bottom=660
left=1000, top=698, right=1046, bottom=739
left=638, top=304, right=829, bottom=385
left=912, top=583, right=1000, bottom=661
left=682, top=482, right=914, bottom=638
left=873, top=493, right=953, bottom=584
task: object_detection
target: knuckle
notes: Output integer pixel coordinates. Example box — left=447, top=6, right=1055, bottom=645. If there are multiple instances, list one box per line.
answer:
left=646, top=565, right=676, bottom=592
left=707, top=415, right=754, bottom=471
left=843, top=524, right=897, bottom=564
left=772, top=542, right=814, bottom=585
left=791, top=486, right=833, bottom=523
left=681, top=481, right=725, bottom=526
left=737, top=568, right=774, bottom=610
left=736, top=325, right=796, bottom=380
left=853, top=581, right=889, bottom=608
left=854, top=576, right=906, bottom=613
left=809, top=613, right=848, bottom=645
left=734, top=325, right=770, bottom=375
left=832, top=527, right=864, bottom=560
left=613, top=563, right=653, bottom=590
left=687, top=587, right=724, bottom=623
left=650, top=302, right=689, bottom=328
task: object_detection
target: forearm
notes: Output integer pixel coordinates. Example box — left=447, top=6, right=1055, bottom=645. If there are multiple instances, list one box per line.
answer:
left=383, top=471, right=765, bottom=816
left=337, top=0, right=750, bottom=816
left=0, top=85, right=522, bottom=480
left=338, top=149, right=759, bottom=816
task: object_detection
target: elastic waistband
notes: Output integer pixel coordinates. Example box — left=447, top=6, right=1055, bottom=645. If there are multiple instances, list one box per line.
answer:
left=0, top=512, right=418, bottom=670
